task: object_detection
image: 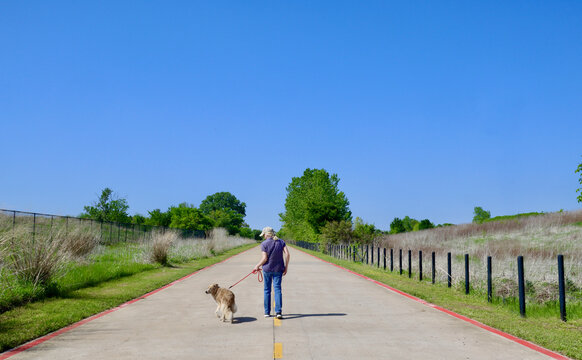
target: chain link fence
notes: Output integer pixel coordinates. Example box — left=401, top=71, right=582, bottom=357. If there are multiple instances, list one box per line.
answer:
left=0, top=208, right=205, bottom=244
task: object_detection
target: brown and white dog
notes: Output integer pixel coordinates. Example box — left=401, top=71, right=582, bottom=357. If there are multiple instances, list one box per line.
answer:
left=205, top=284, right=237, bottom=323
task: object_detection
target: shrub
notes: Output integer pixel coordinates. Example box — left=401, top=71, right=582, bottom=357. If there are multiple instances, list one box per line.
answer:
left=321, top=220, right=353, bottom=245
left=63, top=228, right=99, bottom=257
left=150, top=231, right=175, bottom=265
left=0, top=226, right=69, bottom=286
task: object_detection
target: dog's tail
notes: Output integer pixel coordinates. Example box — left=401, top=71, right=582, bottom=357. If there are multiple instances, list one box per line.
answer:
left=232, top=303, right=237, bottom=314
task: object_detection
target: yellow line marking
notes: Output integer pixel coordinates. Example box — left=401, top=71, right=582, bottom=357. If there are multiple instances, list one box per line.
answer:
left=274, top=343, right=283, bottom=358
left=274, top=317, right=282, bottom=326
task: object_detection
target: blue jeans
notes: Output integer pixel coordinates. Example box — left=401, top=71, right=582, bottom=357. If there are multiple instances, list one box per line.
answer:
left=263, top=271, right=283, bottom=315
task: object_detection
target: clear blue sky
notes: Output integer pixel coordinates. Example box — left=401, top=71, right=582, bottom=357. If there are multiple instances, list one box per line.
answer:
left=1, top=1, right=581, bottom=231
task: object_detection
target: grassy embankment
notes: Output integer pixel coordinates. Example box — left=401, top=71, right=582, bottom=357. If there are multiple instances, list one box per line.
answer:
left=0, top=223, right=256, bottom=353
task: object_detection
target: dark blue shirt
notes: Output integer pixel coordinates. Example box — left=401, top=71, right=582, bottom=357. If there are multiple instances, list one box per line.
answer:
left=260, top=238, right=286, bottom=273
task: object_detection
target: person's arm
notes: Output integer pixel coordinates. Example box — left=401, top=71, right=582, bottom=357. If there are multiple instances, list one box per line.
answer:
left=283, top=246, right=290, bottom=275
left=253, top=251, right=268, bottom=272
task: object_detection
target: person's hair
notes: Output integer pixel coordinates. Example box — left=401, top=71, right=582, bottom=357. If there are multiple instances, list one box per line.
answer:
left=264, top=230, right=279, bottom=241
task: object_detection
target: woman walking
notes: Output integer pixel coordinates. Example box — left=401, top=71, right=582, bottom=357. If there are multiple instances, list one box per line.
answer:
left=253, top=226, right=290, bottom=319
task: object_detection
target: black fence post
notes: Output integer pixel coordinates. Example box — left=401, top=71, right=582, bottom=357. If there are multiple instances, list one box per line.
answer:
left=366, top=245, right=369, bottom=265
left=517, top=256, right=526, bottom=317
left=377, top=247, right=380, bottom=268
left=408, top=250, right=412, bottom=278
left=465, top=254, right=470, bottom=294
left=32, top=213, right=36, bottom=242
left=487, top=256, right=492, bottom=302
left=447, top=252, right=452, bottom=288
left=383, top=248, right=386, bottom=270
left=399, top=249, right=403, bottom=275
left=431, top=252, right=436, bottom=284
left=390, top=248, right=393, bottom=272
left=558, top=254, right=567, bottom=322
left=371, top=245, right=374, bottom=265
left=419, top=250, right=423, bottom=281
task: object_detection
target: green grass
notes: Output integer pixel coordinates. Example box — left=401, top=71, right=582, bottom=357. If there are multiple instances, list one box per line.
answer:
left=485, top=212, right=545, bottom=222
left=55, top=243, right=158, bottom=293
left=0, top=243, right=256, bottom=353
left=296, top=246, right=582, bottom=360
left=0, top=243, right=157, bottom=312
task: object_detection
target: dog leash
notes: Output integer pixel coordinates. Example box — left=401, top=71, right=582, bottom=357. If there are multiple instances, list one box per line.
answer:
left=228, top=269, right=263, bottom=289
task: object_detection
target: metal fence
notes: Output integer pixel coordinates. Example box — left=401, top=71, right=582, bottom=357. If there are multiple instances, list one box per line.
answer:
left=291, top=241, right=573, bottom=322
left=0, top=208, right=205, bottom=244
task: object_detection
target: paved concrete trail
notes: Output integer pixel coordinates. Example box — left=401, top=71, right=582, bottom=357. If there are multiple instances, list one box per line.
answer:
left=6, top=246, right=561, bottom=360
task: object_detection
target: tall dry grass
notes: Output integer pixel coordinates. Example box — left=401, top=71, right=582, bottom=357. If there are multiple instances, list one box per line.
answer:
left=149, top=230, right=177, bottom=265
left=373, top=210, right=582, bottom=301
left=170, top=228, right=254, bottom=262
left=0, top=227, right=64, bottom=285
left=0, top=221, right=100, bottom=285
left=146, top=227, right=255, bottom=264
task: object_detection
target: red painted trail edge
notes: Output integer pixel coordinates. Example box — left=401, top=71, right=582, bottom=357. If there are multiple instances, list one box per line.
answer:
left=294, top=246, right=571, bottom=360
left=0, top=246, right=257, bottom=360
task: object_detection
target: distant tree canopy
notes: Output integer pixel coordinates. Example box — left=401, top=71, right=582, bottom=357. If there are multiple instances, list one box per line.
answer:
left=402, top=216, right=419, bottom=232
left=390, top=216, right=434, bottom=234
left=473, top=206, right=491, bottom=224
left=132, top=214, right=146, bottom=225
left=199, top=192, right=247, bottom=235
left=200, top=192, right=246, bottom=217
left=168, top=203, right=213, bottom=232
left=576, top=158, right=582, bottom=203
left=81, top=188, right=130, bottom=223
left=389, top=217, right=406, bottom=234
left=279, top=168, right=351, bottom=242
left=418, top=219, right=435, bottom=230
left=319, top=217, right=379, bottom=248
left=145, top=209, right=172, bottom=227
left=353, top=217, right=379, bottom=243
left=320, top=220, right=353, bottom=245
left=80, top=188, right=258, bottom=239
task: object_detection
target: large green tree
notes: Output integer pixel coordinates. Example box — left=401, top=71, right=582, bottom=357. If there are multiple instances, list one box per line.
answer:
left=81, top=188, right=130, bottom=223
left=279, top=168, right=351, bottom=242
left=200, top=192, right=246, bottom=217
left=200, top=192, right=247, bottom=234
left=207, top=209, right=245, bottom=235
left=168, top=203, right=213, bottom=231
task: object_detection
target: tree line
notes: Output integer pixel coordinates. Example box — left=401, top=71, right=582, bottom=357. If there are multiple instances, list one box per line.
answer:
left=80, top=157, right=582, bottom=244
left=80, top=189, right=261, bottom=239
